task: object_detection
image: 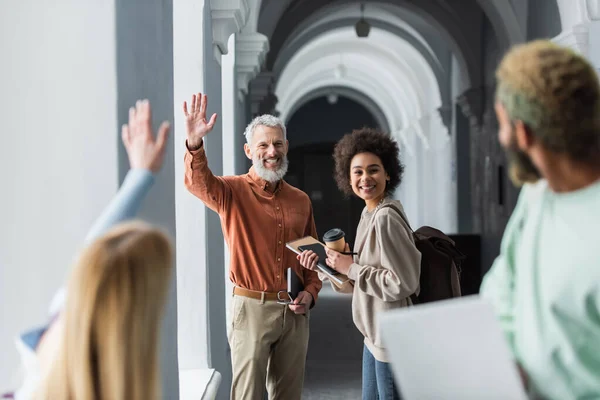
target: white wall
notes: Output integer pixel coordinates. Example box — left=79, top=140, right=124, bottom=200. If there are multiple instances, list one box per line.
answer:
left=0, top=0, right=118, bottom=391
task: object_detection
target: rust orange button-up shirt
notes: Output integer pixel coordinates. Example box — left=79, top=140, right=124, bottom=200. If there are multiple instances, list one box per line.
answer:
left=184, top=142, right=322, bottom=304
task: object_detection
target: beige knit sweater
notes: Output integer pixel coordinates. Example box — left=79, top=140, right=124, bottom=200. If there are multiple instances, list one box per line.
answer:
left=330, top=198, right=421, bottom=362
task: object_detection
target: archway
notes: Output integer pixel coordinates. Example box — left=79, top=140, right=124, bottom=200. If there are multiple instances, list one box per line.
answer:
left=276, top=26, right=456, bottom=233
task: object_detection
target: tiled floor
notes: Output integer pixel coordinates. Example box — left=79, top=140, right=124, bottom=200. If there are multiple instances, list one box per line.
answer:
left=302, top=285, right=364, bottom=399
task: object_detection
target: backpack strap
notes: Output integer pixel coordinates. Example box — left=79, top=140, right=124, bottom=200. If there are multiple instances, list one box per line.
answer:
left=379, top=203, right=420, bottom=305
left=380, top=203, right=414, bottom=233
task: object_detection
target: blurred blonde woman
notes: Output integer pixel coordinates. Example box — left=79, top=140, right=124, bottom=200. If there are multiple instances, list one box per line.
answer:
left=34, top=221, right=173, bottom=400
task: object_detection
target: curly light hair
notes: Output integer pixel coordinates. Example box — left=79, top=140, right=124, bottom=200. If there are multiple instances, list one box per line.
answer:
left=495, top=40, right=600, bottom=161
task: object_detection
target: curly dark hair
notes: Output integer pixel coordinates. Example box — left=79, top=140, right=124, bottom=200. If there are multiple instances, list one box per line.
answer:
left=332, top=127, right=404, bottom=196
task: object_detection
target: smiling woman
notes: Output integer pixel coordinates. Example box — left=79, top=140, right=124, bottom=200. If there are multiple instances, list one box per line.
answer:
left=298, top=126, right=420, bottom=399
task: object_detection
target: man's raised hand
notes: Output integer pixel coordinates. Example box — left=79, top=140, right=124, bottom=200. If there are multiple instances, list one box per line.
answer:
left=183, top=93, right=218, bottom=150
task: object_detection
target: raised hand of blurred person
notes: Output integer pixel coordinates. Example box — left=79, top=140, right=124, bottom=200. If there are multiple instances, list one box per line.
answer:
left=121, top=99, right=170, bottom=173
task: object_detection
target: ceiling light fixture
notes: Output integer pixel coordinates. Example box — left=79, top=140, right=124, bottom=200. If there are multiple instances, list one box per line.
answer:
left=355, top=3, right=370, bottom=38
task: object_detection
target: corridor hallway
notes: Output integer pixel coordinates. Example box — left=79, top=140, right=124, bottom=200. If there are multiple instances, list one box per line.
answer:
left=3, top=1, right=600, bottom=398
left=303, top=285, right=364, bottom=399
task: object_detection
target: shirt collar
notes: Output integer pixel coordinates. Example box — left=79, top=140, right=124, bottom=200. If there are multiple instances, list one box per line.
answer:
left=248, top=166, right=284, bottom=194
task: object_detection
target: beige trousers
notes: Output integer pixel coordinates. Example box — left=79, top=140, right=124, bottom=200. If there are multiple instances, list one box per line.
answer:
left=228, top=294, right=310, bottom=400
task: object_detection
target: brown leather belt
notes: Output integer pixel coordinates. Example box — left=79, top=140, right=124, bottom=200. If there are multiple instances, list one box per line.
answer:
left=233, top=286, right=280, bottom=301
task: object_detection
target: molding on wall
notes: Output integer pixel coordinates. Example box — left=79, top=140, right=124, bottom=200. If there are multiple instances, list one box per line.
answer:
left=210, top=0, right=251, bottom=64
left=249, top=71, right=274, bottom=115
left=587, top=0, right=600, bottom=20
left=236, top=33, right=269, bottom=101
left=456, top=87, right=485, bottom=129
left=553, top=23, right=589, bottom=56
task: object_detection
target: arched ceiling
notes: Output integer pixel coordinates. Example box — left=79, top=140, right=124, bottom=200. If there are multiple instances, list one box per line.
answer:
left=252, top=0, right=524, bottom=147
left=474, top=0, right=524, bottom=48
left=276, top=27, right=442, bottom=133
left=257, top=0, right=524, bottom=91
left=271, top=3, right=451, bottom=104
left=259, top=0, right=482, bottom=89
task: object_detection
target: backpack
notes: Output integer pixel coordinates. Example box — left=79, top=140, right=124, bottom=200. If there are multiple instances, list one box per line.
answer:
left=384, top=204, right=465, bottom=304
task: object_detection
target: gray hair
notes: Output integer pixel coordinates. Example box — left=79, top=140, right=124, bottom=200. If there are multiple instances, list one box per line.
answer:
left=243, top=114, right=287, bottom=144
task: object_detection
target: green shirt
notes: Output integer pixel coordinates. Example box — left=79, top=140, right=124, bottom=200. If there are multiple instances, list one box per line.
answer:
left=480, top=179, right=600, bottom=400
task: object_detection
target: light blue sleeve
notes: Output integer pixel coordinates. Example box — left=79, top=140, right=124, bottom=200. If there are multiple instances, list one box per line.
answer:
left=48, top=168, right=155, bottom=316
left=84, top=168, right=155, bottom=242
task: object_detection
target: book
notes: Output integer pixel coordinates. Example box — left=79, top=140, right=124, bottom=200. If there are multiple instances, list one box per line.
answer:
left=287, top=267, right=304, bottom=300
left=286, top=236, right=350, bottom=285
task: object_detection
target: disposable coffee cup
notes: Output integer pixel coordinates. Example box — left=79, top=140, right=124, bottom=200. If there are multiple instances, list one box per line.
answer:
left=323, top=228, right=346, bottom=252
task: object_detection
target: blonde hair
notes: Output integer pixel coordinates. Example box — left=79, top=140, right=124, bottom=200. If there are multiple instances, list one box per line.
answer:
left=35, top=221, right=174, bottom=400
left=495, top=40, right=600, bottom=161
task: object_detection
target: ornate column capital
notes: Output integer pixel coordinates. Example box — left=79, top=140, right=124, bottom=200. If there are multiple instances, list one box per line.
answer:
left=586, top=0, right=600, bottom=20
left=210, top=0, right=250, bottom=64
left=249, top=71, right=275, bottom=116
left=437, top=104, right=452, bottom=132
left=236, top=33, right=269, bottom=101
left=553, top=23, right=590, bottom=56
left=553, top=0, right=600, bottom=57
left=456, top=87, right=485, bottom=129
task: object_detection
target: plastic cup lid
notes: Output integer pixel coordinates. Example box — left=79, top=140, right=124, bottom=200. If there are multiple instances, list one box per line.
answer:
left=323, top=228, right=345, bottom=242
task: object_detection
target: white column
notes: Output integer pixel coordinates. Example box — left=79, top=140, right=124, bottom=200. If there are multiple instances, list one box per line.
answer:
left=221, top=33, right=236, bottom=326
left=223, top=34, right=237, bottom=179
left=174, top=0, right=209, bottom=372
left=0, top=1, right=118, bottom=390
left=174, top=0, right=249, bottom=398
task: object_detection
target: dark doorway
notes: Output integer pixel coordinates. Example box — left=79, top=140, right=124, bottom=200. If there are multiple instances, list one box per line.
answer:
left=285, top=95, right=379, bottom=245
left=287, top=142, right=364, bottom=245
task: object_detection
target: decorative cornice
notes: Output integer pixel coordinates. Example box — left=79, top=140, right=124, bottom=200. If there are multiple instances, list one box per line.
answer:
left=210, top=0, right=250, bottom=64
left=553, top=23, right=589, bottom=56
left=249, top=71, right=275, bottom=116
left=437, top=104, right=452, bottom=132
left=456, top=87, right=485, bottom=128
left=587, top=0, right=600, bottom=20
left=236, top=33, right=269, bottom=101
left=249, top=71, right=274, bottom=100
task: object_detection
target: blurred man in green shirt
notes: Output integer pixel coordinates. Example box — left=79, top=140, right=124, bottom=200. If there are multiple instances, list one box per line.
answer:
left=480, top=40, right=600, bottom=400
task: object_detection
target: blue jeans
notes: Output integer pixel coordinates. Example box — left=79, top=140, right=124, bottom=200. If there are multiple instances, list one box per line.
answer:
left=362, top=345, right=402, bottom=400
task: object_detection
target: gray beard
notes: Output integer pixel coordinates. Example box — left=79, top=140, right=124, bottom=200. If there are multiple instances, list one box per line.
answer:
left=253, top=154, right=289, bottom=183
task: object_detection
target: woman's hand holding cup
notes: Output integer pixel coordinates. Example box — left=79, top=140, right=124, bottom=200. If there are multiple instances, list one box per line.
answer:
left=325, top=243, right=354, bottom=275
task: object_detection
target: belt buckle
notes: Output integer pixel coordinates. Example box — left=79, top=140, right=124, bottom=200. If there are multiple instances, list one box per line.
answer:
left=277, top=290, right=293, bottom=305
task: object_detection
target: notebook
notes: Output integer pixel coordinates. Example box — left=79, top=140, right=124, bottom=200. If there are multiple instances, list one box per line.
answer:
left=286, top=267, right=304, bottom=300
left=379, top=295, right=528, bottom=400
